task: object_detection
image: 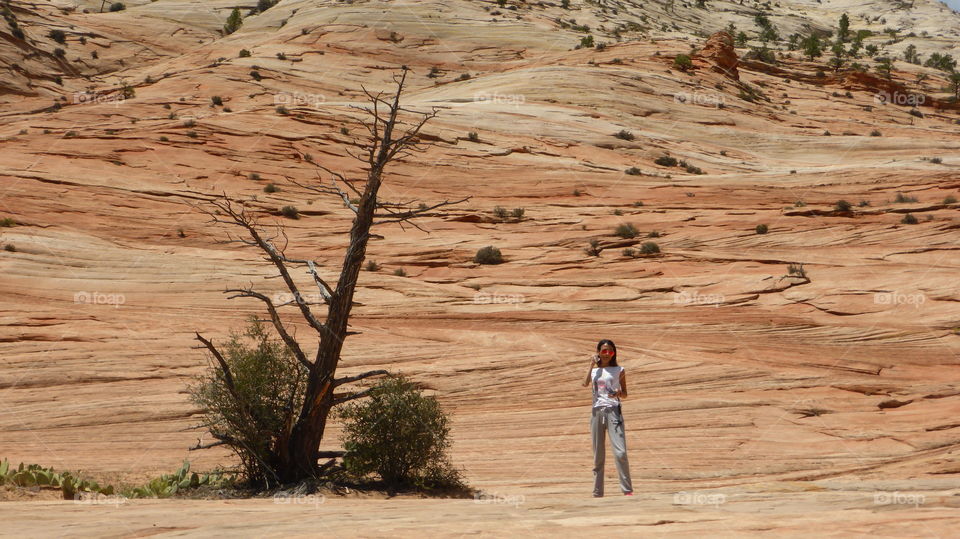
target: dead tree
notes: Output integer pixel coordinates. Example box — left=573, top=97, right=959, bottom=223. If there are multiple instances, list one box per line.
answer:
left=192, top=67, right=470, bottom=483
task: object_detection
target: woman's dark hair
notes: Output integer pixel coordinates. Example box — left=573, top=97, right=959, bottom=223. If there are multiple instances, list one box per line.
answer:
left=596, top=339, right=618, bottom=366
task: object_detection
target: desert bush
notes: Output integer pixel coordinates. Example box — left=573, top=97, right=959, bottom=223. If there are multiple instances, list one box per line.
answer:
left=894, top=192, right=918, bottom=203
left=654, top=156, right=678, bottom=167
left=755, top=224, right=768, bottom=234
left=787, top=263, right=807, bottom=278
left=474, top=246, right=503, bottom=264
left=585, top=239, right=601, bottom=257
left=614, top=129, right=635, bottom=141
left=639, top=241, right=660, bottom=255
left=338, top=376, right=464, bottom=490
left=365, top=260, right=380, bottom=271
left=614, top=223, right=639, bottom=239
left=48, top=29, right=66, bottom=44
left=188, top=318, right=307, bottom=484
left=901, top=213, right=918, bottom=224
left=280, top=205, right=299, bottom=219
left=492, top=206, right=508, bottom=219
left=263, top=183, right=278, bottom=193
left=834, top=199, right=852, bottom=212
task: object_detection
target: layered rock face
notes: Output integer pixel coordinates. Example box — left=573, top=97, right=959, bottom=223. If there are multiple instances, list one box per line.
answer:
left=2, top=0, right=960, bottom=534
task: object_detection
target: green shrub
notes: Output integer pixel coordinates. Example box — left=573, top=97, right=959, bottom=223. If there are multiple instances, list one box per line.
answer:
left=510, top=207, right=525, bottom=219
left=944, top=195, right=957, bottom=204
left=263, top=183, right=278, bottom=193
left=276, top=105, right=289, bottom=115
left=239, top=49, right=251, bottom=58
left=250, top=70, right=262, bottom=81
left=186, top=131, right=198, bottom=138
left=211, top=96, right=223, bottom=106
left=894, top=192, right=918, bottom=203
left=625, top=167, right=642, bottom=176
left=834, top=199, right=852, bottom=212
left=901, top=213, right=918, bottom=224
left=338, top=376, right=464, bottom=490
left=585, top=239, right=601, bottom=257
left=188, top=318, right=307, bottom=484
left=870, top=129, right=882, bottom=136
left=755, top=224, right=768, bottom=234
left=787, top=263, right=807, bottom=278
left=467, top=131, right=479, bottom=142
left=680, top=160, right=703, bottom=174
left=639, top=241, right=660, bottom=255
left=673, top=54, right=693, bottom=71
left=492, top=206, right=508, bottom=219
left=0, top=218, right=16, bottom=227
left=109, top=2, right=126, bottom=11
left=474, top=246, right=503, bottom=265
left=365, top=260, right=380, bottom=271
left=614, top=129, right=635, bottom=141
left=280, top=205, right=299, bottom=219
left=393, top=267, right=406, bottom=277
left=930, top=157, right=942, bottom=164
left=654, top=156, right=678, bottom=167
left=647, top=230, right=660, bottom=238
left=634, top=201, right=644, bottom=207
left=614, top=223, right=639, bottom=239
left=48, top=29, right=66, bottom=44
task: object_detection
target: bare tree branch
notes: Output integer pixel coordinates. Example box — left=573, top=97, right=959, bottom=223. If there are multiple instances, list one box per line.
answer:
left=333, top=369, right=389, bottom=387
left=223, top=287, right=312, bottom=369
left=331, top=387, right=377, bottom=405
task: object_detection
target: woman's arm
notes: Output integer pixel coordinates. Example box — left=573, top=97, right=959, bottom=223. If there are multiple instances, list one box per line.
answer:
left=618, top=369, right=627, bottom=399
left=582, top=356, right=596, bottom=387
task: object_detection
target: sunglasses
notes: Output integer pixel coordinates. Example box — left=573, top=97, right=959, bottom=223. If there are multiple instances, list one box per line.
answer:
left=598, top=349, right=614, bottom=355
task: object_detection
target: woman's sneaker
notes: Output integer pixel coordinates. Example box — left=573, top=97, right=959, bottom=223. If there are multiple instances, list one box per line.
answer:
left=624, top=492, right=633, bottom=496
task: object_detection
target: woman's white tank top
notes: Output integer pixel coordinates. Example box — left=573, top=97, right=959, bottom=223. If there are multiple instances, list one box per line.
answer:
left=591, top=366, right=623, bottom=408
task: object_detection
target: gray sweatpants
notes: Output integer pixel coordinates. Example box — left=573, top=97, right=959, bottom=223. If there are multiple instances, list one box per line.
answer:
left=591, top=405, right=632, bottom=496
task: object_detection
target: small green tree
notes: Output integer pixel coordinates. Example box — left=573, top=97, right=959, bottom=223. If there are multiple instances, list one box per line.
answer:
left=224, top=7, right=243, bottom=35
left=838, top=13, right=850, bottom=42
left=802, top=34, right=823, bottom=61
left=338, top=376, right=464, bottom=490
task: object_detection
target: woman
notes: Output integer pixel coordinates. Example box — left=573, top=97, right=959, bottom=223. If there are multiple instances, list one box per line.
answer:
left=582, top=339, right=633, bottom=497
